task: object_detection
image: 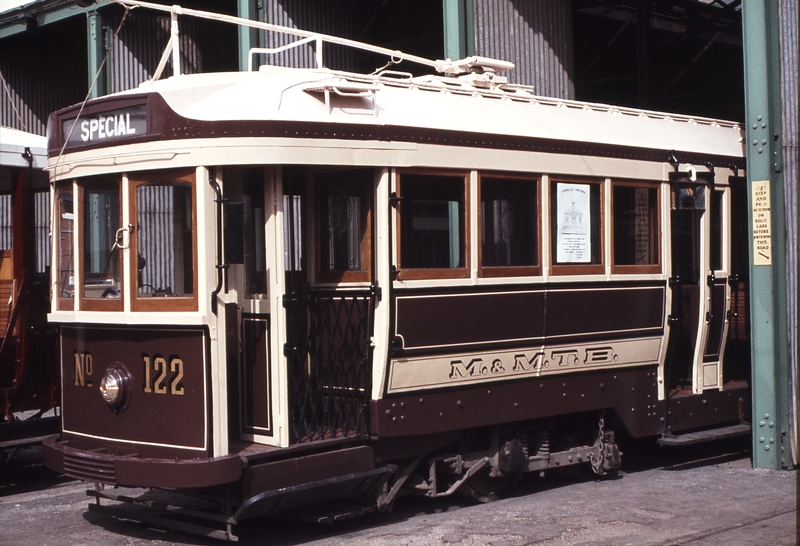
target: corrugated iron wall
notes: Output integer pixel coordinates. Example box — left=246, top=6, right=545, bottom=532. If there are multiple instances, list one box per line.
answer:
left=473, top=0, right=573, bottom=98
left=137, top=185, right=176, bottom=296
left=0, top=17, right=86, bottom=136
left=106, top=10, right=202, bottom=93
left=779, top=0, right=798, bottom=467
left=0, top=195, right=11, bottom=250
left=262, top=0, right=357, bottom=71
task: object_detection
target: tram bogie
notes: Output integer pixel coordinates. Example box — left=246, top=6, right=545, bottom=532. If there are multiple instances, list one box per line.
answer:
left=42, top=2, right=751, bottom=539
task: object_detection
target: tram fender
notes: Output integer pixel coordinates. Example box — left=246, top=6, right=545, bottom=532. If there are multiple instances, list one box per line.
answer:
left=242, top=445, right=375, bottom=499
left=42, top=435, right=243, bottom=488
left=235, top=466, right=393, bottom=521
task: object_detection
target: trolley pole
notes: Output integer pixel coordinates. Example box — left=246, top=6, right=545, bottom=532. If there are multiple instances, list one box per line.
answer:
left=741, top=0, right=791, bottom=469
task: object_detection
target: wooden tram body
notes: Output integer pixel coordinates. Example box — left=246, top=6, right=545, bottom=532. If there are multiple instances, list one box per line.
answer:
left=42, top=2, right=751, bottom=539
left=0, top=127, right=60, bottom=456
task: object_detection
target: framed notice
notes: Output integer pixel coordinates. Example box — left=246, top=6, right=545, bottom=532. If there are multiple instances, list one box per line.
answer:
left=555, top=183, right=591, bottom=263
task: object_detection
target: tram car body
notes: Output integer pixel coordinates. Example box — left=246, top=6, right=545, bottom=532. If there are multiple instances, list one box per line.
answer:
left=42, top=2, right=750, bottom=539
left=0, top=127, right=60, bottom=457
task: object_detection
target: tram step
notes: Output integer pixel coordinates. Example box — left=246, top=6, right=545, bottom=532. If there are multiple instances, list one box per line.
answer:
left=657, top=423, right=751, bottom=446
left=282, top=501, right=376, bottom=524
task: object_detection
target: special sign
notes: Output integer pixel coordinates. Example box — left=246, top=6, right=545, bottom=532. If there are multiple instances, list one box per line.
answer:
left=62, top=105, right=147, bottom=148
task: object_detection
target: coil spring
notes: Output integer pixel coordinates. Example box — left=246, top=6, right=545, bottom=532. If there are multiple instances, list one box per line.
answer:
left=528, top=428, right=549, bottom=457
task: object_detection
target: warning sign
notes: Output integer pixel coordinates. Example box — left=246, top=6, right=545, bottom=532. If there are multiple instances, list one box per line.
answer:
left=752, top=180, right=772, bottom=266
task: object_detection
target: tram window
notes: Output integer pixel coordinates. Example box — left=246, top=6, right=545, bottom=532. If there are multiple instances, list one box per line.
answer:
left=35, top=192, right=51, bottom=274
left=283, top=166, right=305, bottom=273
left=398, top=172, right=468, bottom=279
left=709, top=190, right=723, bottom=271
left=480, top=176, right=539, bottom=276
left=131, top=173, right=196, bottom=311
left=283, top=194, right=303, bottom=272
left=0, top=195, right=11, bottom=251
left=612, top=184, right=660, bottom=272
left=243, top=170, right=267, bottom=295
left=551, top=181, right=602, bottom=273
left=316, top=169, right=372, bottom=283
left=56, top=186, right=74, bottom=308
left=82, top=181, right=121, bottom=301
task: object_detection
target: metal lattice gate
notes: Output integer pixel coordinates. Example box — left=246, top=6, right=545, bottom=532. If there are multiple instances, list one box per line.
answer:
left=284, top=288, right=375, bottom=443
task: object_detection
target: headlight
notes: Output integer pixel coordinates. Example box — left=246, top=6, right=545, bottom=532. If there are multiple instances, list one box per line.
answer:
left=99, top=363, right=132, bottom=412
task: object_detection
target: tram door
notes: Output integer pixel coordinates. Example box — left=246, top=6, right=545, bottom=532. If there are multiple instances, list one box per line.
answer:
left=233, top=168, right=273, bottom=443
left=667, top=172, right=731, bottom=395
left=282, top=167, right=376, bottom=444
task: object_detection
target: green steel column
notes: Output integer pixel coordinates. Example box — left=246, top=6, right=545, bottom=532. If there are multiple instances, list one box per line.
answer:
left=238, top=0, right=261, bottom=72
left=86, top=9, right=107, bottom=98
left=741, top=0, right=790, bottom=469
left=442, top=0, right=475, bottom=61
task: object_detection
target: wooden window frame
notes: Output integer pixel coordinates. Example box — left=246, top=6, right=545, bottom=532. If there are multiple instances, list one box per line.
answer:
left=129, top=170, right=198, bottom=312
left=550, top=178, right=605, bottom=276
left=78, top=179, right=123, bottom=312
left=610, top=180, right=662, bottom=275
left=55, top=183, right=75, bottom=311
left=313, top=169, right=374, bottom=284
left=395, top=170, right=470, bottom=281
left=478, top=173, right=542, bottom=278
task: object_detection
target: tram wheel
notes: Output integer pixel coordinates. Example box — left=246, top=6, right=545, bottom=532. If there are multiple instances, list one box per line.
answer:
left=459, top=467, right=516, bottom=503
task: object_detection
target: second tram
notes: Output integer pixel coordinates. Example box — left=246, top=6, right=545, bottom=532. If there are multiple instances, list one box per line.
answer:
left=0, top=126, right=60, bottom=460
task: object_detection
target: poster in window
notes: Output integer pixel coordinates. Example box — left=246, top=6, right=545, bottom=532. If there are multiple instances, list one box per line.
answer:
left=556, top=183, right=591, bottom=263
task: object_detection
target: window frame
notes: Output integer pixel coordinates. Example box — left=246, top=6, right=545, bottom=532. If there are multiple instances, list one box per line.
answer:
left=55, top=182, right=75, bottom=311
left=395, top=170, right=470, bottom=281
left=78, top=178, right=123, bottom=312
left=313, top=169, right=373, bottom=285
left=478, top=173, right=541, bottom=278
left=610, top=179, right=662, bottom=275
left=128, top=169, right=198, bottom=312
left=242, top=168, right=268, bottom=297
left=549, top=178, right=605, bottom=276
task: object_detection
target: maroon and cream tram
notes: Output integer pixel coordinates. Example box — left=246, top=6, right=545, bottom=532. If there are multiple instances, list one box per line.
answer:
left=42, top=1, right=751, bottom=539
left=0, top=127, right=60, bottom=460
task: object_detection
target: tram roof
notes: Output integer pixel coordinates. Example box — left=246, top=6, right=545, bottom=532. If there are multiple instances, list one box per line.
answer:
left=1, top=126, right=47, bottom=169
left=105, top=65, right=745, bottom=162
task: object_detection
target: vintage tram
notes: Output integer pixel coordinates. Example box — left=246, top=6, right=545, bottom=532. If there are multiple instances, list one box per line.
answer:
left=42, top=2, right=751, bottom=539
left=0, top=127, right=60, bottom=460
